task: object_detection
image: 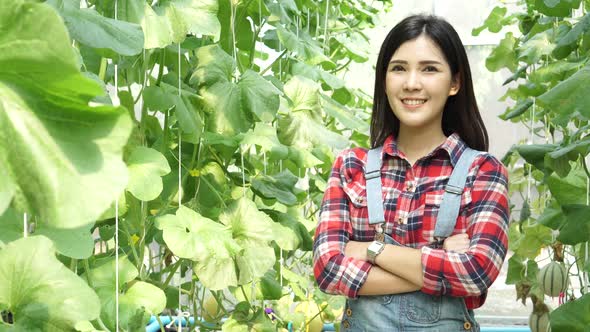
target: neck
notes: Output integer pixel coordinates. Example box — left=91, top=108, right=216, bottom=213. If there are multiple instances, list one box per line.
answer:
left=396, top=125, right=447, bottom=163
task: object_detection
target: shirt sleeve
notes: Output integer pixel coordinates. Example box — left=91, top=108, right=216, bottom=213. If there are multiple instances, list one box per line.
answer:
left=313, top=150, right=373, bottom=298
left=421, top=154, right=510, bottom=297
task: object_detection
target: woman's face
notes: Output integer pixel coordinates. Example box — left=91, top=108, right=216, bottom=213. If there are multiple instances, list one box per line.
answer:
left=385, top=35, right=460, bottom=133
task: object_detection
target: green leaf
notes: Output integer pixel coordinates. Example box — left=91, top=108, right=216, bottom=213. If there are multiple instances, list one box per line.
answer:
left=505, top=255, right=525, bottom=284
left=126, top=147, right=171, bottom=201
left=83, top=256, right=166, bottom=330
left=529, top=60, right=581, bottom=84
left=143, top=85, right=175, bottom=111
left=278, top=111, right=347, bottom=150
left=558, top=204, right=590, bottom=245
left=553, top=13, right=590, bottom=59
left=238, top=70, right=281, bottom=122
left=321, top=95, right=370, bottom=132
left=275, top=25, right=334, bottom=66
left=51, top=1, right=144, bottom=56
left=550, top=293, right=590, bottom=332
left=0, top=236, right=100, bottom=330
left=0, top=0, right=132, bottom=250
left=191, top=44, right=234, bottom=87
left=472, top=6, right=508, bottom=36
left=509, top=222, right=553, bottom=259
left=219, top=198, right=276, bottom=284
left=125, top=0, right=220, bottom=49
left=202, top=81, right=251, bottom=136
left=0, top=208, right=22, bottom=246
left=546, top=168, right=589, bottom=206
left=518, top=30, right=555, bottom=64
left=537, top=65, right=590, bottom=120
left=486, top=32, right=518, bottom=72
left=535, top=0, right=582, bottom=17
left=549, top=136, right=590, bottom=159
left=265, top=209, right=313, bottom=251
left=537, top=205, right=566, bottom=230
left=251, top=171, right=300, bottom=206
left=156, top=206, right=241, bottom=289
left=291, top=62, right=345, bottom=90
left=334, top=32, right=370, bottom=63
left=284, top=75, right=321, bottom=113
left=239, top=123, right=289, bottom=159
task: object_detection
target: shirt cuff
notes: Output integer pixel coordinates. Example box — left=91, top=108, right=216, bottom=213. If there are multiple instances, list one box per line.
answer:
left=420, top=246, right=446, bottom=295
left=343, top=258, right=373, bottom=298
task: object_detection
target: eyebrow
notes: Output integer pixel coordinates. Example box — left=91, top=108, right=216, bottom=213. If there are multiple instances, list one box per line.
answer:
left=389, top=60, right=443, bottom=65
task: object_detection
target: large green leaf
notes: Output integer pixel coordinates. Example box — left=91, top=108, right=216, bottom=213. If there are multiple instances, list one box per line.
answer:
left=49, top=0, right=144, bottom=56
left=202, top=81, right=250, bottom=136
left=508, top=222, right=552, bottom=259
left=535, top=0, right=582, bottom=17
left=191, top=44, right=234, bottom=87
left=156, top=206, right=241, bottom=289
left=239, top=122, right=289, bottom=159
left=251, top=171, right=300, bottom=206
left=558, top=204, right=590, bottom=245
left=0, top=236, right=100, bottom=330
left=518, top=30, right=555, bottom=64
left=238, top=70, right=281, bottom=122
left=0, top=209, right=22, bottom=246
left=118, top=0, right=220, bottom=49
left=278, top=111, right=348, bottom=150
left=275, top=25, right=333, bottom=66
left=219, top=198, right=276, bottom=284
left=0, top=0, right=132, bottom=257
left=486, top=32, right=518, bottom=72
left=550, top=293, right=590, bottom=332
left=83, top=256, right=166, bottom=330
left=537, top=65, right=590, bottom=120
left=126, top=146, right=171, bottom=201
left=321, top=95, right=370, bottom=132
left=284, top=75, right=321, bottom=113
left=546, top=168, right=589, bottom=206
left=553, top=13, right=590, bottom=59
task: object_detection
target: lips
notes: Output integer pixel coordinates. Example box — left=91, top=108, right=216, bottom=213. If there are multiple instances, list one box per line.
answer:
left=401, top=98, right=427, bottom=105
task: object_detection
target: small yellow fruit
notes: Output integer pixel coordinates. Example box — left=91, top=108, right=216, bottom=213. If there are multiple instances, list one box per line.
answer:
left=202, top=296, right=220, bottom=322
left=294, top=302, right=323, bottom=332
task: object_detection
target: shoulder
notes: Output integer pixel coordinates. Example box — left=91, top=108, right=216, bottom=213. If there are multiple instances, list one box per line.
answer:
left=331, top=147, right=369, bottom=183
left=470, top=151, right=509, bottom=185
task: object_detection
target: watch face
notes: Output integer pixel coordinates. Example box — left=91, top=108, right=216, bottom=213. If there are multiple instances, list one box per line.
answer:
left=369, top=241, right=383, bottom=252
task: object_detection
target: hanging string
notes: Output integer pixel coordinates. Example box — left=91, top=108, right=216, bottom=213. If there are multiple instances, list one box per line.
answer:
left=114, top=1, right=120, bottom=330
left=586, top=164, right=589, bottom=293
left=23, top=213, right=27, bottom=238
left=526, top=95, right=536, bottom=227
left=323, top=0, right=330, bottom=51
left=241, top=145, right=246, bottom=197
left=177, top=42, right=183, bottom=332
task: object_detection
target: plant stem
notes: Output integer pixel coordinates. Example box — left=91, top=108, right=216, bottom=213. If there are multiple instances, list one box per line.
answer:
left=162, top=260, right=182, bottom=289
left=259, top=50, right=288, bottom=76
left=98, top=57, right=108, bottom=82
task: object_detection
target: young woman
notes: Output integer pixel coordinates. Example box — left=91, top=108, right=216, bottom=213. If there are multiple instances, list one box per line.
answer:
left=313, top=15, right=509, bottom=331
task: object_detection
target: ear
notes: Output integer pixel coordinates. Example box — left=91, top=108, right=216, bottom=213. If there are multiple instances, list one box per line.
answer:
left=449, top=74, right=461, bottom=96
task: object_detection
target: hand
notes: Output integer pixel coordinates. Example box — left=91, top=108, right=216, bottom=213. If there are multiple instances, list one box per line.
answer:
left=442, top=233, right=470, bottom=253
left=344, top=241, right=370, bottom=261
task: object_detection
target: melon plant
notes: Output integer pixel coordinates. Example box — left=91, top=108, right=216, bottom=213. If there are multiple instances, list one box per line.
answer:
left=538, top=262, right=568, bottom=297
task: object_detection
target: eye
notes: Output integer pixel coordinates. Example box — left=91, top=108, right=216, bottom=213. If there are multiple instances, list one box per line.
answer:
left=390, top=65, right=405, bottom=72
left=423, top=66, right=439, bottom=72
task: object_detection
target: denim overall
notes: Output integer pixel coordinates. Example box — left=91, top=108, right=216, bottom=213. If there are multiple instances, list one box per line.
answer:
left=341, top=147, right=481, bottom=332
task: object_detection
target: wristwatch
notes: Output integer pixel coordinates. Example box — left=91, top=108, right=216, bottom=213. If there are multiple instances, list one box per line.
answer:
left=367, top=240, right=385, bottom=264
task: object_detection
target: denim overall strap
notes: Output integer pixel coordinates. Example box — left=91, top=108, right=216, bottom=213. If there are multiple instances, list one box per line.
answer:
left=433, top=147, right=481, bottom=240
left=365, top=147, right=385, bottom=226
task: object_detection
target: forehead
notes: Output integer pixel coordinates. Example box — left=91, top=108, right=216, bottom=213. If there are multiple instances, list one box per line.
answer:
left=389, top=35, right=447, bottom=64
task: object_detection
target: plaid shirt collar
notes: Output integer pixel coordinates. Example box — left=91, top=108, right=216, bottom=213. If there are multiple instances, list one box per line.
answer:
left=382, top=132, right=468, bottom=166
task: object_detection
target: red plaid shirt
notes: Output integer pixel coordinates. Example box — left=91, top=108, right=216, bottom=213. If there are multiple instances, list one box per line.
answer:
left=313, top=133, right=509, bottom=309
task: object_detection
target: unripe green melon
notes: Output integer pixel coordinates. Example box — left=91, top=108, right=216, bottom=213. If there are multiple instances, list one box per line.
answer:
left=529, top=311, right=551, bottom=332
left=538, top=261, right=568, bottom=297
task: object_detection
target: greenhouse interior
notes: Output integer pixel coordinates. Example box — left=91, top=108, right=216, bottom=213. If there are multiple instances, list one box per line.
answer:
left=1, top=0, right=589, bottom=331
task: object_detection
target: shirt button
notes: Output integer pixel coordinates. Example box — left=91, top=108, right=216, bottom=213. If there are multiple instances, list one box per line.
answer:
left=398, top=217, right=407, bottom=224
left=346, top=308, right=352, bottom=317
left=343, top=320, right=351, bottom=328
left=406, top=182, right=415, bottom=192
left=464, top=321, right=472, bottom=330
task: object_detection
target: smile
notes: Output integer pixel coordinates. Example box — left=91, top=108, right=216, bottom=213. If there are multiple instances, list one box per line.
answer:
left=401, top=99, right=427, bottom=105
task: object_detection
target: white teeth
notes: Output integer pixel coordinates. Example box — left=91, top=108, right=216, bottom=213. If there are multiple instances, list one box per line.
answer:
left=402, top=99, right=426, bottom=105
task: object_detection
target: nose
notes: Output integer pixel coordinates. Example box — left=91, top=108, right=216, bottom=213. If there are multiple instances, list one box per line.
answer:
left=403, top=71, right=422, bottom=91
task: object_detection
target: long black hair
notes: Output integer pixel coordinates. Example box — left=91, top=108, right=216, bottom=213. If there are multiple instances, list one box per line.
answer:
left=370, top=14, right=488, bottom=151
